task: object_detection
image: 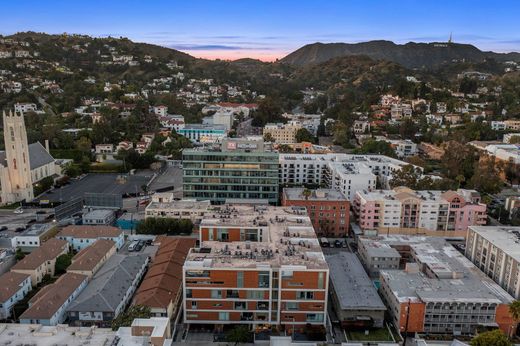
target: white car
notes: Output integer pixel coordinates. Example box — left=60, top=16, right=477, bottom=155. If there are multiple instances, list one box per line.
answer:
left=13, top=208, right=24, bottom=214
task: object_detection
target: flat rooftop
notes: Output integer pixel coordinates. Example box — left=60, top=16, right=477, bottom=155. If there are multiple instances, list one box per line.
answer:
left=283, top=188, right=348, bottom=201
left=0, top=324, right=117, bottom=346
left=468, top=226, right=520, bottom=263
left=326, top=252, right=386, bottom=311
left=83, top=209, right=114, bottom=218
left=185, top=205, right=327, bottom=270
left=146, top=199, right=211, bottom=211
left=364, top=235, right=514, bottom=304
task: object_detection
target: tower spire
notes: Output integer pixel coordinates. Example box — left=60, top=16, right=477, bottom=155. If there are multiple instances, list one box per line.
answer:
left=448, top=32, right=453, bottom=44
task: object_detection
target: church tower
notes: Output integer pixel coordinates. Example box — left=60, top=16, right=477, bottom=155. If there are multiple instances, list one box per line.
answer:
left=2, top=109, right=33, bottom=202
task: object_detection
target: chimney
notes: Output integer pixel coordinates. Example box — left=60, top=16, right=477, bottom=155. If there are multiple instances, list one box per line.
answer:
left=45, top=139, right=50, bottom=152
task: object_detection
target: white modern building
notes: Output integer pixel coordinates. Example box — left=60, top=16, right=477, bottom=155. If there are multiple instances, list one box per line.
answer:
left=465, top=226, right=520, bottom=299
left=385, top=139, right=418, bottom=158
left=279, top=153, right=416, bottom=201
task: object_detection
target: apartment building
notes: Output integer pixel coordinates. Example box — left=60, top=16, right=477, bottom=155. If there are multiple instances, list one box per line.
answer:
left=178, top=124, right=227, bottom=143
left=145, top=197, right=211, bottom=223
left=67, top=254, right=149, bottom=327
left=385, top=139, right=418, bottom=158
left=67, top=239, right=116, bottom=279
left=57, top=225, right=124, bottom=251
left=263, top=121, right=302, bottom=144
left=183, top=138, right=279, bottom=204
left=282, top=188, right=349, bottom=237
left=279, top=153, right=416, bottom=201
left=465, top=226, right=520, bottom=299
left=133, top=236, right=196, bottom=319
left=19, top=273, right=88, bottom=326
left=182, top=204, right=329, bottom=335
left=359, top=236, right=516, bottom=336
left=11, top=238, right=69, bottom=286
left=353, top=187, right=486, bottom=237
left=0, top=272, right=31, bottom=319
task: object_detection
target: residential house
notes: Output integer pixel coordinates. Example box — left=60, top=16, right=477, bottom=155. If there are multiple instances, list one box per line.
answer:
left=57, top=225, right=124, bottom=251
left=11, top=238, right=69, bottom=286
left=19, top=273, right=88, bottom=326
left=67, top=254, right=149, bottom=327
left=0, top=272, right=31, bottom=319
left=67, top=239, right=117, bottom=279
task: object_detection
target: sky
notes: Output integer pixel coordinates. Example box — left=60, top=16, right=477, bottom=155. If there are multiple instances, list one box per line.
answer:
left=2, top=0, right=520, bottom=61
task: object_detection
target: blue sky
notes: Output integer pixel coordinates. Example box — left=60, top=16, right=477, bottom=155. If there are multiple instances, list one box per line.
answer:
left=2, top=0, right=519, bottom=60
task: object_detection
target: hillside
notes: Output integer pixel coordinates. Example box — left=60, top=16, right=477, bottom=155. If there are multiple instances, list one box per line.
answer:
left=281, top=41, right=520, bottom=69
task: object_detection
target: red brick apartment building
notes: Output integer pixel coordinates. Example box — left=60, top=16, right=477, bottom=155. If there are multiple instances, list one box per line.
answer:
left=182, top=204, right=329, bottom=335
left=282, top=188, right=349, bottom=237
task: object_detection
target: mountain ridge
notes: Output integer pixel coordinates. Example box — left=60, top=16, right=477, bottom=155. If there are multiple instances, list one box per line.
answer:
left=281, top=41, right=520, bottom=69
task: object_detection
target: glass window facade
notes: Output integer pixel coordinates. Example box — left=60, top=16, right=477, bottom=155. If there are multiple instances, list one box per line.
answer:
left=182, top=149, right=280, bottom=204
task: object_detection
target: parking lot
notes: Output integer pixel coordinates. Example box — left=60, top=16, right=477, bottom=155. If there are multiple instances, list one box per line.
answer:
left=0, top=208, right=52, bottom=231
left=39, top=173, right=153, bottom=202
left=148, top=166, right=183, bottom=195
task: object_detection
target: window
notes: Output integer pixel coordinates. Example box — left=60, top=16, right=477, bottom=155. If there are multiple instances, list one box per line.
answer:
left=246, top=290, right=264, bottom=299
left=211, top=290, right=222, bottom=299
left=297, top=291, right=314, bottom=300
left=191, top=301, right=197, bottom=309
left=237, top=272, right=244, bottom=288
left=318, top=272, right=325, bottom=289
left=258, top=271, right=270, bottom=288
left=286, top=302, right=298, bottom=310
left=234, top=301, right=246, bottom=310
left=257, top=301, right=269, bottom=310
left=306, top=313, right=324, bottom=322
left=219, top=312, right=229, bottom=321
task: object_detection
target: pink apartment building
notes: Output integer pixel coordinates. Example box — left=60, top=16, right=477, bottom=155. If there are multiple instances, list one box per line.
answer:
left=353, top=187, right=487, bottom=237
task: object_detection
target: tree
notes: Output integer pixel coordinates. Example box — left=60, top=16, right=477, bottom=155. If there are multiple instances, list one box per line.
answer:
left=389, top=164, right=424, bottom=189
left=136, top=217, right=193, bottom=235
left=509, top=300, right=520, bottom=324
left=470, top=329, right=512, bottom=346
left=295, top=128, right=315, bottom=143
left=440, top=142, right=477, bottom=181
left=225, top=325, right=251, bottom=345
left=355, top=140, right=396, bottom=158
left=111, top=305, right=151, bottom=330
left=15, top=248, right=25, bottom=261
left=251, top=97, right=283, bottom=127
left=263, top=132, right=274, bottom=143
left=469, top=155, right=503, bottom=195
left=75, top=136, right=92, bottom=154
left=399, top=118, right=418, bottom=139
left=55, top=253, right=73, bottom=275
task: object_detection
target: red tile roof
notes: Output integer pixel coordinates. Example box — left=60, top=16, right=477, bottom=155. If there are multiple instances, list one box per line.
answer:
left=132, top=237, right=195, bottom=310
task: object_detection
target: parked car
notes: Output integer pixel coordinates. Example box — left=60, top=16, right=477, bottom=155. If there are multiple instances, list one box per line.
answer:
left=145, top=239, right=153, bottom=246
left=128, top=241, right=139, bottom=252
left=334, top=240, right=342, bottom=248
left=13, top=207, right=24, bottom=214
left=0, top=226, right=7, bottom=232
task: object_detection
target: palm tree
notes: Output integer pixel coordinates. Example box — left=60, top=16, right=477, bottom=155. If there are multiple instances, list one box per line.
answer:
left=508, top=300, right=520, bottom=337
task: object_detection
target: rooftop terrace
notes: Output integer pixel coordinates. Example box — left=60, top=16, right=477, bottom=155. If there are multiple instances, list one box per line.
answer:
left=185, top=204, right=327, bottom=270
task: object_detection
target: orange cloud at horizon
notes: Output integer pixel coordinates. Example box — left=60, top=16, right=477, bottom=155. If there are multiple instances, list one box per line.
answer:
left=183, top=49, right=287, bottom=62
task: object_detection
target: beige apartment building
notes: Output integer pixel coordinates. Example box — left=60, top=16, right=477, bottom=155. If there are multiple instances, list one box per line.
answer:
left=263, top=121, right=302, bottom=144
left=11, top=238, right=69, bottom=286
left=465, top=226, right=520, bottom=299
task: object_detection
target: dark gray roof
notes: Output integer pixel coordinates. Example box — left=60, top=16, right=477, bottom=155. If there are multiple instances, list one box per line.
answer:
left=326, top=252, right=386, bottom=311
left=67, top=254, right=148, bottom=313
left=28, top=142, right=54, bottom=170
left=0, top=142, right=54, bottom=170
